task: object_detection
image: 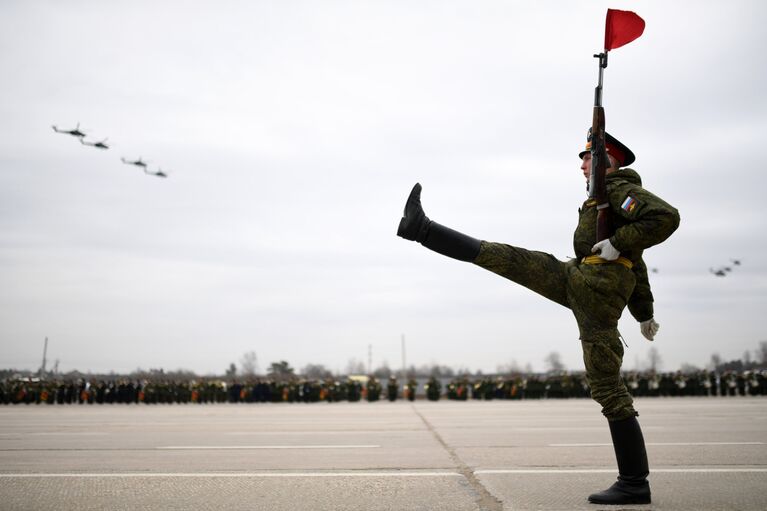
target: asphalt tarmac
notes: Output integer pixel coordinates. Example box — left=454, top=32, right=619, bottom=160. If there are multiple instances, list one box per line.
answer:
left=1, top=397, right=765, bottom=510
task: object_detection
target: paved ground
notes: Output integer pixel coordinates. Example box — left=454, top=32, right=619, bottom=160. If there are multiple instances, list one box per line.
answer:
left=1, top=398, right=766, bottom=510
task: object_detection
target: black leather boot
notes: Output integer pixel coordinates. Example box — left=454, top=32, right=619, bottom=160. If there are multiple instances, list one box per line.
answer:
left=397, top=183, right=481, bottom=262
left=588, top=416, right=651, bottom=505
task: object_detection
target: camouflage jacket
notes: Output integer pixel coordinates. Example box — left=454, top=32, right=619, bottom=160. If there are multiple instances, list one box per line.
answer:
left=574, top=168, right=680, bottom=322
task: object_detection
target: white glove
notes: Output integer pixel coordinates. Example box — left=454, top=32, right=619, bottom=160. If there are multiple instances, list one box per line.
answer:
left=640, top=318, right=660, bottom=341
left=591, top=239, right=620, bottom=261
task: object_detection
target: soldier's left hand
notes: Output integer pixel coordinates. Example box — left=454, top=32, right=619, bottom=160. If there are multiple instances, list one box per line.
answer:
left=640, top=318, right=660, bottom=341
left=591, top=239, right=620, bottom=261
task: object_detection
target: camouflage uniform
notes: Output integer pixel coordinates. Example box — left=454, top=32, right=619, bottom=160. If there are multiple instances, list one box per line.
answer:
left=473, top=168, right=679, bottom=421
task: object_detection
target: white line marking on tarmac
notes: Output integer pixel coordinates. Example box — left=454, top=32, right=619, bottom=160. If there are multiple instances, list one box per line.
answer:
left=156, top=444, right=380, bottom=450
left=32, top=432, right=110, bottom=436
left=0, top=471, right=461, bottom=478
left=0, top=432, right=109, bottom=436
left=476, top=468, right=767, bottom=474
left=549, top=442, right=765, bottom=447
left=3, top=468, right=767, bottom=478
left=224, top=431, right=421, bottom=435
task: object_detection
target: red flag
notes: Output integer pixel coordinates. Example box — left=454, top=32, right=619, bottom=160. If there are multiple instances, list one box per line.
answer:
left=604, top=9, right=645, bottom=51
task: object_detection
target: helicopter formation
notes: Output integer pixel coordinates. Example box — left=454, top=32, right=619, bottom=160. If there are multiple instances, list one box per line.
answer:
left=51, top=123, right=745, bottom=278
left=710, top=259, right=742, bottom=277
left=120, top=157, right=168, bottom=178
left=52, top=122, right=169, bottom=179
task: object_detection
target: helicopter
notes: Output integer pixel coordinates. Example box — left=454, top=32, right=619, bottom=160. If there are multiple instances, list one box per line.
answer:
left=144, top=167, right=169, bottom=179
left=52, top=122, right=86, bottom=138
left=709, top=258, right=742, bottom=277
left=121, top=157, right=149, bottom=169
left=80, top=138, right=109, bottom=150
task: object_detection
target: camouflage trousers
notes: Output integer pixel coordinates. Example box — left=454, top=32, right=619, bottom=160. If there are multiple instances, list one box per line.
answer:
left=474, top=241, right=637, bottom=421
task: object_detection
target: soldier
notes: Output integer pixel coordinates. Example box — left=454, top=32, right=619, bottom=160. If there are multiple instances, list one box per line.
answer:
left=719, top=371, right=730, bottom=397
left=702, top=370, right=714, bottom=397
left=347, top=379, right=362, bottom=402
left=425, top=376, right=441, bottom=401
left=626, top=372, right=640, bottom=397
left=708, top=371, right=718, bottom=397
left=577, top=374, right=591, bottom=399
left=659, top=373, right=674, bottom=397
left=510, top=376, right=525, bottom=400
left=456, top=376, right=470, bottom=400
left=366, top=376, right=382, bottom=402
left=736, top=372, right=747, bottom=396
left=482, top=377, right=495, bottom=400
left=405, top=378, right=417, bottom=401
left=525, top=375, right=544, bottom=400
left=397, top=131, right=679, bottom=505
left=547, top=374, right=563, bottom=399
left=387, top=376, right=399, bottom=402
left=674, top=371, right=688, bottom=397
left=446, top=380, right=458, bottom=400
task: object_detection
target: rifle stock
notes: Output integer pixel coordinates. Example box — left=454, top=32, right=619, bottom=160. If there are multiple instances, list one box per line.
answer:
left=590, top=51, right=612, bottom=244
left=590, top=105, right=611, bottom=243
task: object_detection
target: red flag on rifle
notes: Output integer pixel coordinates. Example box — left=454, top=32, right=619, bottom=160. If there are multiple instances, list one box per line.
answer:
left=604, top=9, right=645, bottom=51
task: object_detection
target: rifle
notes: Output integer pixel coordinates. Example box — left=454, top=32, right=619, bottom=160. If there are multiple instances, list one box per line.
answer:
left=588, top=9, right=646, bottom=244
left=589, top=52, right=611, bottom=243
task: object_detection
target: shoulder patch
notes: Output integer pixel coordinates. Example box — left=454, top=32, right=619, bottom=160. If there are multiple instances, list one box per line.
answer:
left=621, top=195, right=639, bottom=212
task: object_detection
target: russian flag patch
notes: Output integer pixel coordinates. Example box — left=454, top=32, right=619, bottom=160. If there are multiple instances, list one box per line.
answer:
left=621, top=196, right=638, bottom=212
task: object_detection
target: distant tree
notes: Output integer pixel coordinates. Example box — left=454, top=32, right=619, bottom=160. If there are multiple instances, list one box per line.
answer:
left=372, top=362, right=392, bottom=379
left=647, top=347, right=662, bottom=372
left=302, top=363, right=333, bottom=379
left=743, top=350, right=752, bottom=366
left=719, top=359, right=744, bottom=372
left=225, top=363, right=237, bottom=378
left=497, top=359, right=522, bottom=375
left=345, top=358, right=366, bottom=375
left=268, top=360, right=295, bottom=380
left=425, top=364, right=454, bottom=377
left=710, top=353, right=722, bottom=371
left=758, top=341, right=767, bottom=366
left=679, top=363, right=700, bottom=374
left=168, top=368, right=198, bottom=379
left=240, top=351, right=258, bottom=377
left=544, top=351, right=565, bottom=373
left=455, top=366, right=472, bottom=377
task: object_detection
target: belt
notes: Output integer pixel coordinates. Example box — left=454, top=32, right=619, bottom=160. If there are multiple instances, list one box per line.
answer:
left=581, top=255, right=634, bottom=270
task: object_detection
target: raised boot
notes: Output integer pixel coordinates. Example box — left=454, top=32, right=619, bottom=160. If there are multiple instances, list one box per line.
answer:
left=588, top=416, right=651, bottom=505
left=397, top=183, right=481, bottom=262
left=397, top=183, right=431, bottom=242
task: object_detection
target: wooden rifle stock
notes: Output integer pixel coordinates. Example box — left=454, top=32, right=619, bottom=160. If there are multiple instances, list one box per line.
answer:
left=590, top=105, right=612, bottom=243
left=590, top=50, right=612, bottom=245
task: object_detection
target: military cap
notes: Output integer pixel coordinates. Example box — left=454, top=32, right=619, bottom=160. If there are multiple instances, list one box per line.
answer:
left=579, top=128, right=635, bottom=167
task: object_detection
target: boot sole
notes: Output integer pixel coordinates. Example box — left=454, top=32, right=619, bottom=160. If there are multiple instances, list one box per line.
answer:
left=588, top=496, right=651, bottom=505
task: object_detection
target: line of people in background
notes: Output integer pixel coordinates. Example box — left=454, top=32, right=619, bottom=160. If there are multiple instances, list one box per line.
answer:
left=0, top=376, right=414, bottom=406
left=2, top=370, right=765, bottom=406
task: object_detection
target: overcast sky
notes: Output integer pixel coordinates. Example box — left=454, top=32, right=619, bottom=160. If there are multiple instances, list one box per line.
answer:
left=1, top=0, right=766, bottom=376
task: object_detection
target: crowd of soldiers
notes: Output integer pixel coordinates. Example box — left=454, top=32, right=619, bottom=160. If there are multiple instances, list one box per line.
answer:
left=0, top=376, right=417, bottom=406
left=2, top=370, right=766, bottom=405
